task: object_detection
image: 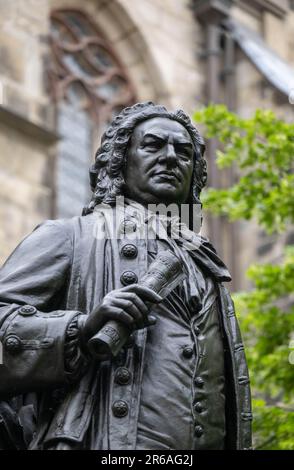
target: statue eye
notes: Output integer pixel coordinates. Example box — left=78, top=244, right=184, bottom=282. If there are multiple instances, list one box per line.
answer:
left=144, top=139, right=163, bottom=149
left=175, top=145, right=192, bottom=159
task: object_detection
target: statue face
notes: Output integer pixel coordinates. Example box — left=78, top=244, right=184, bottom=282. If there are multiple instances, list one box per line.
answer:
left=124, top=117, right=194, bottom=206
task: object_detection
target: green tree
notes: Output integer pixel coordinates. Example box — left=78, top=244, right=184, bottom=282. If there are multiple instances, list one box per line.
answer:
left=194, top=105, right=294, bottom=450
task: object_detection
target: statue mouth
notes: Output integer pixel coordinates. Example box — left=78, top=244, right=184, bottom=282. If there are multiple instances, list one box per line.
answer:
left=154, top=171, right=181, bottom=182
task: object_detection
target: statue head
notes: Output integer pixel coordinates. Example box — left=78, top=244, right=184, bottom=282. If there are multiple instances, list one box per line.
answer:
left=83, top=102, right=207, bottom=214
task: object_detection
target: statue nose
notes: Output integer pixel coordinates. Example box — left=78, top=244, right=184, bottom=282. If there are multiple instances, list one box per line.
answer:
left=165, top=144, right=177, bottom=165
left=167, top=143, right=176, bottom=158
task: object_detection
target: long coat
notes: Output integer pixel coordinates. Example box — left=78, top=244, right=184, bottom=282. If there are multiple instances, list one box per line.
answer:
left=0, top=209, right=252, bottom=449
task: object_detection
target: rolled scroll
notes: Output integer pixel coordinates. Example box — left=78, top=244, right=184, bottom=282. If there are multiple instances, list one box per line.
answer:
left=87, top=250, right=186, bottom=358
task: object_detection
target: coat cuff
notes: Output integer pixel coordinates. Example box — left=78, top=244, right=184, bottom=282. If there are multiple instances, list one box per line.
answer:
left=64, top=314, right=90, bottom=384
left=0, top=305, right=86, bottom=397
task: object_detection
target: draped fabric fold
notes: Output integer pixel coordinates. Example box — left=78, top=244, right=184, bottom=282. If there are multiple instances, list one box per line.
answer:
left=99, top=198, right=232, bottom=284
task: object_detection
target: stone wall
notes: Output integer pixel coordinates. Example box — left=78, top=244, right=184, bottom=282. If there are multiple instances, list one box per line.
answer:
left=0, top=0, right=56, bottom=264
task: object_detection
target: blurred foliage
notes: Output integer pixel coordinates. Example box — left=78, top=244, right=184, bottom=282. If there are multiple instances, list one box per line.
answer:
left=194, top=105, right=294, bottom=450
left=234, top=249, right=294, bottom=449
left=194, top=105, right=294, bottom=233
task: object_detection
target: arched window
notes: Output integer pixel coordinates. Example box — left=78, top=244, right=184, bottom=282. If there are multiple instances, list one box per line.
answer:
left=48, top=9, right=136, bottom=217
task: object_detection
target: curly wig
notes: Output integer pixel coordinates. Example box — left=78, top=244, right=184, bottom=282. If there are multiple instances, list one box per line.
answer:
left=83, top=101, right=207, bottom=215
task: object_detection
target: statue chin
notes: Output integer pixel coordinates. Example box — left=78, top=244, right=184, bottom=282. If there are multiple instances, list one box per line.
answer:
left=149, top=187, right=187, bottom=206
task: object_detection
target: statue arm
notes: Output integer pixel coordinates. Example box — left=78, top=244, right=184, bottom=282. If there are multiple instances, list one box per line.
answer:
left=0, top=221, right=88, bottom=398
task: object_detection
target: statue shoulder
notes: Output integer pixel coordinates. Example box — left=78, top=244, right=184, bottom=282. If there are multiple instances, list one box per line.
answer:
left=34, top=213, right=98, bottom=237
left=189, top=234, right=232, bottom=283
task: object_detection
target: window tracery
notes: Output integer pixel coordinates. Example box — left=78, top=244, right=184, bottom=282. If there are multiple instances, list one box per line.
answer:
left=48, top=9, right=136, bottom=217
left=49, top=9, right=136, bottom=123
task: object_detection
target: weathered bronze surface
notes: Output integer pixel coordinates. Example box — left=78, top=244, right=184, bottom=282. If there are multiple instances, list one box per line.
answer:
left=0, top=102, right=252, bottom=450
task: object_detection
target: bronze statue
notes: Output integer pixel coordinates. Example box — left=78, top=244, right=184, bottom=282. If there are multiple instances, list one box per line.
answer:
left=0, top=102, right=252, bottom=450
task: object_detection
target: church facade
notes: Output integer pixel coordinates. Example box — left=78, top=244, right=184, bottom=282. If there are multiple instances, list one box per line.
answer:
left=0, top=0, right=293, bottom=290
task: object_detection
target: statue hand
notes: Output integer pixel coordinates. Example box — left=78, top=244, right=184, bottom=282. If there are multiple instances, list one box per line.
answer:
left=81, top=284, right=162, bottom=344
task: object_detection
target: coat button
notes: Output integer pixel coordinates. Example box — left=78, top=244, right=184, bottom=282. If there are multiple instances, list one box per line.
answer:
left=4, top=335, right=22, bottom=354
left=182, top=346, right=194, bottom=359
left=120, top=271, right=138, bottom=286
left=194, top=402, right=203, bottom=413
left=18, top=305, right=37, bottom=316
left=119, top=220, right=137, bottom=235
left=195, top=377, right=204, bottom=388
left=121, top=244, right=138, bottom=259
left=195, top=425, right=204, bottom=437
left=115, top=367, right=131, bottom=385
left=112, top=400, right=129, bottom=418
